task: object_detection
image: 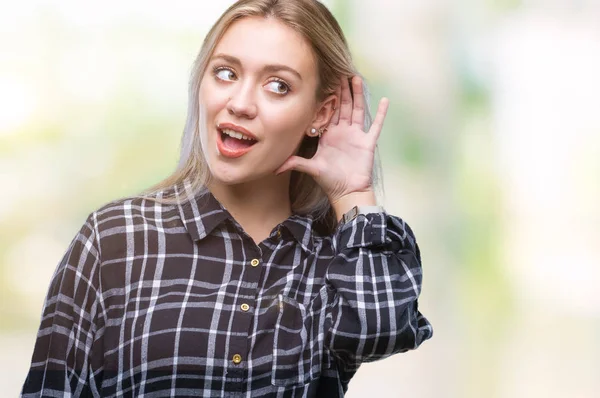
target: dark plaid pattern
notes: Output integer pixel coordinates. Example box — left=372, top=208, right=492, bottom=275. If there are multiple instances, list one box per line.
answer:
left=22, top=183, right=432, bottom=397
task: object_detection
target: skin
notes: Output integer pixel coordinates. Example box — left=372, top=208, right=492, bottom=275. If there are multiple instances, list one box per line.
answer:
left=198, top=16, right=389, bottom=243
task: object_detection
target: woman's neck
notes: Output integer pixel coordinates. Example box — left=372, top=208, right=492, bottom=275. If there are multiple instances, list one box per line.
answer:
left=208, top=174, right=292, bottom=243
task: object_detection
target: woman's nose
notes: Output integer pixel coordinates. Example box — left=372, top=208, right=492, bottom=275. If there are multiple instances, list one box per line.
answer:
left=226, top=85, right=257, bottom=119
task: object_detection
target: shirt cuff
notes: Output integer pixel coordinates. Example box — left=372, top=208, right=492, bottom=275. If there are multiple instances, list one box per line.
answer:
left=335, top=211, right=388, bottom=250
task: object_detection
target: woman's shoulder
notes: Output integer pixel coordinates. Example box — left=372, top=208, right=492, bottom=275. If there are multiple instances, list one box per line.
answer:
left=78, top=189, right=185, bottom=263
left=89, top=189, right=183, bottom=242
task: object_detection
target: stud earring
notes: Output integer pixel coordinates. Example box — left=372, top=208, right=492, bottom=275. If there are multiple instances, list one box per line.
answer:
left=309, top=127, right=326, bottom=138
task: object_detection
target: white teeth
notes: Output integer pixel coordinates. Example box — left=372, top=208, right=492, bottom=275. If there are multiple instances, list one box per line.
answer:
left=221, top=128, right=254, bottom=141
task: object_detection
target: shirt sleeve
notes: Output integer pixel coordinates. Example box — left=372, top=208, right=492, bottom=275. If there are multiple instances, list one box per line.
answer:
left=21, top=213, right=104, bottom=397
left=324, top=211, right=433, bottom=370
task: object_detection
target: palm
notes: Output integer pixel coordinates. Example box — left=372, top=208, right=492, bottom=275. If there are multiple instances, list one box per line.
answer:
left=308, top=118, right=375, bottom=200
left=277, top=76, right=389, bottom=203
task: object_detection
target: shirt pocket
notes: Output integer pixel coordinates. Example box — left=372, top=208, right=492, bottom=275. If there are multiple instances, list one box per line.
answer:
left=271, top=289, right=336, bottom=387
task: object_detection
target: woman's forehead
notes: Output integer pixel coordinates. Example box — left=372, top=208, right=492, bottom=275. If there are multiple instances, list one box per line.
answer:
left=213, top=16, right=316, bottom=78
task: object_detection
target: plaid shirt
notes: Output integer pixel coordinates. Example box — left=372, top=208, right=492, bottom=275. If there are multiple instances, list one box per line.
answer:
left=22, top=183, right=432, bottom=397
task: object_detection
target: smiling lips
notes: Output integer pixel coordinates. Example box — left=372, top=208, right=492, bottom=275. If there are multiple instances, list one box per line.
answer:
left=216, top=123, right=258, bottom=158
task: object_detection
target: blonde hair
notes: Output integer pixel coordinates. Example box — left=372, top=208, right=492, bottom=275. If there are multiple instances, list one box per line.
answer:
left=141, top=0, right=382, bottom=233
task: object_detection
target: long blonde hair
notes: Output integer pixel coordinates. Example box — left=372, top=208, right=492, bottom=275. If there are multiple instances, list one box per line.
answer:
left=141, top=0, right=382, bottom=233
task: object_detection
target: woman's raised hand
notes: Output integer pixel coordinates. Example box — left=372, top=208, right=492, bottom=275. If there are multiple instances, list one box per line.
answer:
left=276, top=75, right=389, bottom=207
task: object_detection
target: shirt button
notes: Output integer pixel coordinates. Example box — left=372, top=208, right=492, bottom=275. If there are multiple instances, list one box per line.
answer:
left=240, top=303, right=250, bottom=312
left=232, top=354, right=242, bottom=364
left=276, top=230, right=282, bottom=239
left=250, top=258, right=260, bottom=267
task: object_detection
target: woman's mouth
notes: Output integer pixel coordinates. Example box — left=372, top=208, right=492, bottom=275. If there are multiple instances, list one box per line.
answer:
left=216, top=124, right=258, bottom=158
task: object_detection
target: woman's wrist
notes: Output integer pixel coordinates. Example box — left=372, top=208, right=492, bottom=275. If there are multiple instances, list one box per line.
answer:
left=331, top=190, right=378, bottom=222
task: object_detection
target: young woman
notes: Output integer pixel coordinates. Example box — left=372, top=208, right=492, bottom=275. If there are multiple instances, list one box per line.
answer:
left=22, top=0, right=432, bottom=396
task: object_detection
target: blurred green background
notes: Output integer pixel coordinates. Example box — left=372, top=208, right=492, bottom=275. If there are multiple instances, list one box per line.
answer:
left=1, top=0, right=599, bottom=396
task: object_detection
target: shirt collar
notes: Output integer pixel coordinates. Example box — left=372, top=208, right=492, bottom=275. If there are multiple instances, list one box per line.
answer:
left=280, top=214, right=316, bottom=252
left=174, top=181, right=318, bottom=250
left=174, top=182, right=231, bottom=241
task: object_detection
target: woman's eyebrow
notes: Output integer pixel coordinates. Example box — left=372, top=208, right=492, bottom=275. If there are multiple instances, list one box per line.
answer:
left=211, top=53, right=303, bottom=81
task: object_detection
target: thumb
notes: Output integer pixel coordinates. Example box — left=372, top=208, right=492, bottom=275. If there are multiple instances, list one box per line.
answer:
left=275, top=155, right=320, bottom=177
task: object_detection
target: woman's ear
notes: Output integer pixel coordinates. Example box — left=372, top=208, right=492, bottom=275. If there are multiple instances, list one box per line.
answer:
left=308, top=94, right=338, bottom=135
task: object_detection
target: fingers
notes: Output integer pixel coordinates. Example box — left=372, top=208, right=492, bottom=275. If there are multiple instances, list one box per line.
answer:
left=338, top=76, right=353, bottom=124
left=351, top=76, right=364, bottom=126
left=331, top=75, right=384, bottom=138
left=368, top=97, right=389, bottom=141
left=275, top=155, right=320, bottom=178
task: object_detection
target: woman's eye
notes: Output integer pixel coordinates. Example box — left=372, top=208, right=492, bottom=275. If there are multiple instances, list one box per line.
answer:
left=215, top=68, right=236, bottom=81
left=265, top=80, right=290, bottom=95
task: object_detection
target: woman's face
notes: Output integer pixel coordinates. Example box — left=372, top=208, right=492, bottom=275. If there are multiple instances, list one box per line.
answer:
left=198, top=16, right=320, bottom=185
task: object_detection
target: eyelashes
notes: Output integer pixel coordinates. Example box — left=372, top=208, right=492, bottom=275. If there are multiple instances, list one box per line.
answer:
left=213, top=66, right=236, bottom=81
left=264, top=79, right=291, bottom=95
left=213, top=66, right=237, bottom=82
left=211, top=65, right=292, bottom=95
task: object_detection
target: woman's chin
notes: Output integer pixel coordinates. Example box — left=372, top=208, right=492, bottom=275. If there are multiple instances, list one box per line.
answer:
left=208, top=164, right=256, bottom=186
left=208, top=163, right=281, bottom=187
